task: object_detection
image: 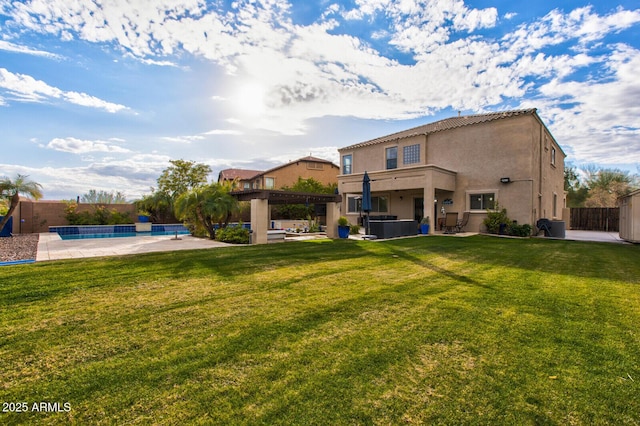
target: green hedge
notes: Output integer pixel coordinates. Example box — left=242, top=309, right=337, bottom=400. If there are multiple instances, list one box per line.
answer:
left=215, top=225, right=250, bottom=244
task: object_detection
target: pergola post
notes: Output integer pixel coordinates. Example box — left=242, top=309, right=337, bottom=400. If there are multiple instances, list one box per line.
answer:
left=250, top=198, right=269, bottom=244
left=326, top=201, right=340, bottom=239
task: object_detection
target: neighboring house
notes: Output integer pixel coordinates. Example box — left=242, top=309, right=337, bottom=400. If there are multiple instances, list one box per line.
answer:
left=619, top=189, right=640, bottom=243
left=218, top=168, right=264, bottom=191
left=218, top=156, right=339, bottom=190
left=337, top=109, right=566, bottom=233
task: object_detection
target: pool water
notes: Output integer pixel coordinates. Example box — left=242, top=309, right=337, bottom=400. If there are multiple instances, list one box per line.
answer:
left=59, top=230, right=190, bottom=240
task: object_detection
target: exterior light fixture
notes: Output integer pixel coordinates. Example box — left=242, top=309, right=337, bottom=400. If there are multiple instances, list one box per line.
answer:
left=500, top=177, right=511, bottom=184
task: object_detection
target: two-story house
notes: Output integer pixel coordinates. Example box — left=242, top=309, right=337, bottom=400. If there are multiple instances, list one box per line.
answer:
left=218, top=156, right=339, bottom=190
left=337, top=109, right=566, bottom=233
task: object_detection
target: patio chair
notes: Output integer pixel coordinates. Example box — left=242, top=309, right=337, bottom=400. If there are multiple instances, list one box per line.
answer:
left=444, top=212, right=458, bottom=234
left=536, top=218, right=552, bottom=237
left=456, top=211, right=470, bottom=233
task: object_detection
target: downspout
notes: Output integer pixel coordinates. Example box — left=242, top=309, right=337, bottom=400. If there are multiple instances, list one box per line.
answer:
left=539, top=118, right=544, bottom=220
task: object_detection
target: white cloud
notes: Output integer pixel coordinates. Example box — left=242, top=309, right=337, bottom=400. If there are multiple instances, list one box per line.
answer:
left=0, top=68, right=129, bottom=112
left=2, top=0, right=640, bottom=169
left=536, top=45, right=640, bottom=165
left=0, top=158, right=165, bottom=200
left=203, top=129, right=243, bottom=135
left=0, top=40, right=62, bottom=59
left=161, top=135, right=206, bottom=143
left=503, top=6, right=640, bottom=55
left=46, top=137, right=131, bottom=154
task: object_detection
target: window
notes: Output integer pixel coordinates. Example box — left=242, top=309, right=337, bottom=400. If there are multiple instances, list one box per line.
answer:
left=348, top=196, right=362, bottom=213
left=551, top=147, right=556, bottom=166
left=386, top=146, right=398, bottom=169
left=553, top=193, right=558, bottom=217
left=403, top=144, right=420, bottom=165
left=265, top=177, right=275, bottom=189
left=470, top=193, right=495, bottom=210
left=243, top=182, right=250, bottom=190
left=342, top=154, right=352, bottom=175
left=347, top=195, right=388, bottom=213
left=371, top=196, right=389, bottom=213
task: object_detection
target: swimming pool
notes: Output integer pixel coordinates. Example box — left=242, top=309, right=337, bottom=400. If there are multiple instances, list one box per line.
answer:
left=50, top=224, right=190, bottom=240
left=59, top=230, right=190, bottom=240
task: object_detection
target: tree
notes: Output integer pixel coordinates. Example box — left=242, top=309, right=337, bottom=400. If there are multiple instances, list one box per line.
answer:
left=582, top=165, right=638, bottom=207
left=174, top=183, right=238, bottom=239
left=0, top=174, right=43, bottom=234
left=564, top=164, right=588, bottom=207
left=156, top=159, right=212, bottom=201
left=283, top=177, right=337, bottom=194
left=274, top=177, right=337, bottom=220
left=81, top=189, right=127, bottom=204
left=135, top=190, right=175, bottom=223
left=136, top=160, right=212, bottom=223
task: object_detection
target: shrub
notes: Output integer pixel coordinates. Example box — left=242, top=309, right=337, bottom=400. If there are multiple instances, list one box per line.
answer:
left=483, top=206, right=510, bottom=234
left=349, top=224, right=360, bottom=235
left=216, top=225, right=250, bottom=244
left=508, top=223, right=532, bottom=237
left=64, top=202, right=131, bottom=225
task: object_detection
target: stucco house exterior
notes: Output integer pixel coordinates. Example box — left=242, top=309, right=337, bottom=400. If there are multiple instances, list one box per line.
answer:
left=337, top=109, right=566, bottom=233
left=218, top=156, right=339, bottom=191
left=619, top=189, right=640, bottom=243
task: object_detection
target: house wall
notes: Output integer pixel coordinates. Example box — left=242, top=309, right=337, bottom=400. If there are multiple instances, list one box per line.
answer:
left=338, top=112, right=566, bottom=232
left=10, top=201, right=137, bottom=234
left=261, top=160, right=339, bottom=190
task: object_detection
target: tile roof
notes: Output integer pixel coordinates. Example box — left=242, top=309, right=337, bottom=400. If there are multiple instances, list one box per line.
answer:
left=339, top=108, right=538, bottom=151
left=218, top=169, right=263, bottom=181
left=218, top=156, right=338, bottom=181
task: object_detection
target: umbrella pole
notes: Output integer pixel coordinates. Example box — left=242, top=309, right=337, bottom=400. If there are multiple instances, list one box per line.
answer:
left=366, top=213, right=370, bottom=237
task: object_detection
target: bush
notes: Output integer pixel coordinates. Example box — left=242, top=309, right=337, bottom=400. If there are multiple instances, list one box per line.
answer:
left=216, top=225, right=250, bottom=244
left=65, top=202, right=131, bottom=225
left=483, top=207, right=510, bottom=234
left=508, top=223, right=532, bottom=237
left=349, top=224, right=360, bottom=235
left=482, top=205, right=532, bottom=237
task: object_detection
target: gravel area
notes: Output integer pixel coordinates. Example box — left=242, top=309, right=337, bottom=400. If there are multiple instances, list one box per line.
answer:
left=0, top=234, right=39, bottom=262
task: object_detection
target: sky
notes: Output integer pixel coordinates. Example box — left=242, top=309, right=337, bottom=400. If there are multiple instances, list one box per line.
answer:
left=1, top=0, right=639, bottom=200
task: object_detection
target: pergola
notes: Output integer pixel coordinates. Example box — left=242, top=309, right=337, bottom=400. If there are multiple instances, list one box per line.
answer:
left=230, top=190, right=342, bottom=244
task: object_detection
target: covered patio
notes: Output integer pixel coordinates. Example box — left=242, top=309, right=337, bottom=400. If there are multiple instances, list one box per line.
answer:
left=338, top=165, right=457, bottom=232
left=230, top=190, right=342, bottom=244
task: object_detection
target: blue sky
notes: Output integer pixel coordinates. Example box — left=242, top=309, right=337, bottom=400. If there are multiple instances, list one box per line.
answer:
left=1, top=0, right=639, bottom=200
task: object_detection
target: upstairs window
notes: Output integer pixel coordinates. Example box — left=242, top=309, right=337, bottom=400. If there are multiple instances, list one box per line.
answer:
left=403, top=144, right=420, bottom=165
left=551, top=147, right=556, bottom=166
left=342, top=154, right=352, bottom=175
left=386, top=146, right=398, bottom=170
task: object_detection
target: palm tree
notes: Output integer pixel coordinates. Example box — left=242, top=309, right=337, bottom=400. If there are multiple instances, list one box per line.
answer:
left=174, top=183, right=239, bottom=239
left=0, top=174, right=43, bottom=235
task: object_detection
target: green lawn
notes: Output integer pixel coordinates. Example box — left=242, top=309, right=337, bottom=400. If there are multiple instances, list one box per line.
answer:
left=1, top=236, right=639, bottom=425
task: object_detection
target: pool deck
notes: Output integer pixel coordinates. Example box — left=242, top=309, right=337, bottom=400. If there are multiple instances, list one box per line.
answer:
left=36, top=233, right=233, bottom=261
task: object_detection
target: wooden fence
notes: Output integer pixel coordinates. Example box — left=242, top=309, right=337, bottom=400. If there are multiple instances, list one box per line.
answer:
left=570, top=208, right=619, bottom=232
